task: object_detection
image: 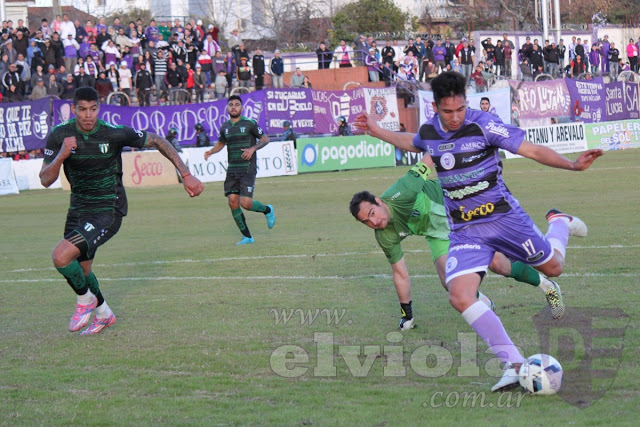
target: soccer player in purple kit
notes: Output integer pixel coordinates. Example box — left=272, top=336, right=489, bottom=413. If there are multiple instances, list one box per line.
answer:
left=354, top=71, right=603, bottom=392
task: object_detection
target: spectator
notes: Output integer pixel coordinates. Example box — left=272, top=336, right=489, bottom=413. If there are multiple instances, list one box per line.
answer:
left=197, top=49, right=213, bottom=86
left=30, top=64, right=46, bottom=89
left=166, top=127, right=181, bottom=152
left=589, top=44, right=601, bottom=74
left=60, top=73, right=76, bottom=99
left=570, top=55, right=585, bottom=78
left=270, top=49, right=283, bottom=88
left=252, top=48, right=265, bottom=91
left=289, top=67, right=304, bottom=87
left=609, top=42, right=620, bottom=79
left=520, top=58, right=533, bottom=81
left=135, top=62, right=153, bottom=106
left=45, top=73, right=63, bottom=96
left=214, top=69, right=227, bottom=99
left=224, top=50, right=236, bottom=91
left=13, top=30, right=28, bottom=57
left=1, top=38, right=17, bottom=63
left=228, top=28, right=243, bottom=53
left=470, top=64, right=486, bottom=92
left=3, top=62, right=21, bottom=93
left=84, top=55, right=98, bottom=78
left=185, top=62, right=195, bottom=101
left=494, top=40, right=505, bottom=76
left=365, top=48, right=379, bottom=82
left=626, top=39, right=638, bottom=73
left=153, top=50, right=168, bottom=99
left=73, top=56, right=86, bottom=75
left=4, top=83, right=22, bottom=102
left=202, top=34, right=219, bottom=58
left=75, top=66, right=95, bottom=88
left=237, top=57, right=252, bottom=89
left=106, top=62, right=119, bottom=91
left=432, top=39, right=446, bottom=73
left=60, top=14, right=76, bottom=40
left=334, top=40, right=353, bottom=68
left=165, top=61, right=184, bottom=92
left=40, top=18, right=52, bottom=40
left=102, top=39, right=121, bottom=68
left=95, top=71, right=113, bottom=102
left=193, top=63, right=206, bottom=103
left=316, top=42, right=333, bottom=69
left=546, top=42, right=560, bottom=78
left=301, top=76, right=312, bottom=89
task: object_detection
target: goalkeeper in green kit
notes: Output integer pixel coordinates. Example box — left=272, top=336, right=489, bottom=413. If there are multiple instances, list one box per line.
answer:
left=349, top=153, right=562, bottom=330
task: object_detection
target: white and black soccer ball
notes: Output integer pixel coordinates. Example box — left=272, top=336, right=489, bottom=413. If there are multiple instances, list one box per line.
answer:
left=519, top=354, right=563, bottom=395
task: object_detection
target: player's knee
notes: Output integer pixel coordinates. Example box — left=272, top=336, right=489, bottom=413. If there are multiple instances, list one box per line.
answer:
left=448, top=291, right=470, bottom=313
left=51, top=248, right=72, bottom=268
left=240, top=199, right=253, bottom=210
left=542, top=263, right=563, bottom=278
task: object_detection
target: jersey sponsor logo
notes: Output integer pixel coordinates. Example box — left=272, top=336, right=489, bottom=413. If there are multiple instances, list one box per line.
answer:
left=99, top=143, right=109, bottom=154
left=443, top=181, right=489, bottom=200
left=445, top=256, right=458, bottom=273
left=438, top=143, right=455, bottom=152
left=390, top=191, right=401, bottom=200
left=460, top=142, right=485, bottom=151
left=44, top=148, right=54, bottom=156
left=398, top=232, right=409, bottom=237
left=440, top=152, right=455, bottom=170
left=526, top=251, right=545, bottom=263
left=458, top=202, right=495, bottom=222
left=486, top=121, right=510, bottom=138
left=439, top=167, right=486, bottom=185
left=225, top=128, right=229, bottom=135
left=135, top=130, right=144, bottom=138
left=257, top=126, right=264, bottom=135
left=84, top=222, right=95, bottom=232
left=410, top=209, right=420, bottom=217
left=462, top=151, right=488, bottom=163
left=449, top=243, right=482, bottom=252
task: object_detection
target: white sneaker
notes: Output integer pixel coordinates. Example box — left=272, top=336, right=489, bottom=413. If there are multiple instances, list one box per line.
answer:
left=479, top=293, right=496, bottom=313
left=399, top=317, right=416, bottom=330
left=546, top=209, right=588, bottom=237
left=491, top=363, right=523, bottom=392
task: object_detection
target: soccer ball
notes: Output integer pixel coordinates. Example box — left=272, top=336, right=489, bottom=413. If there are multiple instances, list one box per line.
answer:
left=519, top=354, right=563, bottom=395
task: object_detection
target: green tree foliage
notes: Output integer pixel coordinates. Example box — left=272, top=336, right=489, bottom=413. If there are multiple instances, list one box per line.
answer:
left=331, top=0, right=411, bottom=45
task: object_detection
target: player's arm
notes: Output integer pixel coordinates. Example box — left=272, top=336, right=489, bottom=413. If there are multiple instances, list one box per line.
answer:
left=353, top=112, right=423, bottom=153
left=204, top=141, right=225, bottom=160
left=390, top=257, right=412, bottom=304
left=146, top=132, right=204, bottom=197
left=516, top=140, right=603, bottom=171
left=40, top=136, right=75, bottom=188
left=241, top=133, right=269, bottom=160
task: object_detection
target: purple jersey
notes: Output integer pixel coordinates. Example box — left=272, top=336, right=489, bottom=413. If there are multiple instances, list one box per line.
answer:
left=412, top=109, right=526, bottom=231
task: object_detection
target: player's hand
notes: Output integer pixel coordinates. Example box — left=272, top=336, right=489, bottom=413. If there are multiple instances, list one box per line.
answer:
left=353, top=112, right=379, bottom=135
left=204, top=150, right=212, bottom=161
left=60, top=136, right=77, bottom=160
left=573, top=149, right=603, bottom=171
left=241, top=147, right=256, bottom=160
left=183, top=175, right=204, bottom=197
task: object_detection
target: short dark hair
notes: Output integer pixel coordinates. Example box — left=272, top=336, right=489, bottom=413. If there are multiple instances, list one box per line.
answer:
left=349, top=191, right=378, bottom=219
left=430, top=71, right=467, bottom=106
left=228, top=95, right=242, bottom=104
left=73, top=87, right=99, bottom=106
left=480, top=97, right=490, bottom=104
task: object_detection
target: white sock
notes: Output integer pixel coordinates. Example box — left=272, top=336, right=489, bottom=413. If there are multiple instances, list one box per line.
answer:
left=538, top=275, right=554, bottom=292
left=77, top=290, right=96, bottom=305
left=95, top=302, right=113, bottom=319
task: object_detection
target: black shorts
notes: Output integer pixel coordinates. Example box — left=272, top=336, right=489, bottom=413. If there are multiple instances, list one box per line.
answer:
left=224, top=171, right=256, bottom=198
left=64, top=210, right=123, bottom=262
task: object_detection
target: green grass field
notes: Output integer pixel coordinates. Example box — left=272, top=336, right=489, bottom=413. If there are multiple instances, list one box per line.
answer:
left=1, top=149, right=639, bottom=425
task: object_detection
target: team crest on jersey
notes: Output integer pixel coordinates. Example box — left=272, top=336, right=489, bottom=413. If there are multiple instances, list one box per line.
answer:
left=370, top=96, right=388, bottom=121
left=99, top=143, right=109, bottom=154
left=240, top=127, right=246, bottom=133
left=440, top=152, right=456, bottom=170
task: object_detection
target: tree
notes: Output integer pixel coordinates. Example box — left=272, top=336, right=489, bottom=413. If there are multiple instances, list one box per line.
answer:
left=445, top=0, right=537, bottom=32
left=331, top=0, right=412, bottom=45
left=104, top=8, right=154, bottom=28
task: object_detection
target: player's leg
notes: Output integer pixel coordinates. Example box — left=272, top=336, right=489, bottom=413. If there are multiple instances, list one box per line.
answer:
left=238, top=173, right=275, bottom=229
left=490, top=252, right=561, bottom=302
left=78, top=214, right=122, bottom=335
left=537, top=208, right=588, bottom=278
left=225, top=173, right=253, bottom=244
left=446, top=232, right=526, bottom=392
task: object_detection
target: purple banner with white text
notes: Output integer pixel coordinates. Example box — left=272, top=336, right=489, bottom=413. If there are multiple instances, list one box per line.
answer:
left=509, top=79, right=571, bottom=127
left=565, top=77, right=606, bottom=123
left=311, top=89, right=366, bottom=135
left=605, top=81, right=640, bottom=121
left=52, top=92, right=266, bottom=146
left=0, top=97, right=52, bottom=153
left=264, top=88, right=315, bottom=133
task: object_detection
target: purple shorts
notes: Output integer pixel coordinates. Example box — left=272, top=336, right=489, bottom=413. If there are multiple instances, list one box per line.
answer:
left=444, top=209, right=554, bottom=283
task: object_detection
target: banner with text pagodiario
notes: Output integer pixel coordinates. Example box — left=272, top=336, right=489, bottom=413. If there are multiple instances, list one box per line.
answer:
left=504, top=122, right=587, bottom=159
left=297, top=135, right=395, bottom=173
left=584, top=119, right=640, bottom=151
left=186, top=141, right=297, bottom=183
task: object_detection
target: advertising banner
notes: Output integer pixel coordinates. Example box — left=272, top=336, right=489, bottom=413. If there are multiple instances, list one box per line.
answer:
left=297, top=135, right=395, bottom=173
left=311, top=89, right=366, bottom=135
left=362, top=86, right=400, bottom=131
left=508, top=79, right=571, bottom=127
left=186, top=141, right=298, bottom=182
left=52, top=92, right=266, bottom=146
left=0, top=97, right=51, bottom=153
left=505, top=122, right=587, bottom=159
left=264, top=89, right=315, bottom=133
left=584, top=119, right=640, bottom=150
left=0, top=158, right=19, bottom=195
left=565, top=77, right=606, bottom=123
